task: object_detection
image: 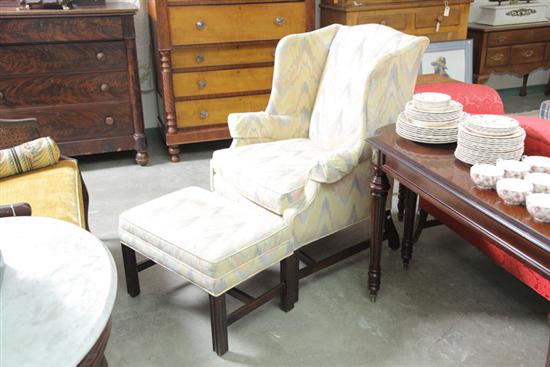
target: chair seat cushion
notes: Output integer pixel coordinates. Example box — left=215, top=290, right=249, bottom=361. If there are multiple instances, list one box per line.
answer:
left=510, top=115, right=550, bottom=156
left=0, top=159, right=86, bottom=228
left=414, top=81, right=505, bottom=115
left=119, top=187, right=292, bottom=296
left=211, top=138, right=329, bottom=215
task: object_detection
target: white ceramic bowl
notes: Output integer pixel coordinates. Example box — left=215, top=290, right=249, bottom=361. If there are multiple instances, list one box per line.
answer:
left=524, top=172, right=550, bottom=193
left=496, top=159, right=531, bottom=179
left=470, top=164, right=504, bottom=190
left=523, top=155, right=550, bottom=174
left=496, top=178, right=533, bottom=205
left=526, top=193, right=550, bottom=223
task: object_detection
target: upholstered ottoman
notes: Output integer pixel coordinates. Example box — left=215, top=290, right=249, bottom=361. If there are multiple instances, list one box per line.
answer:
left=118, top=187, right=298, bottom=356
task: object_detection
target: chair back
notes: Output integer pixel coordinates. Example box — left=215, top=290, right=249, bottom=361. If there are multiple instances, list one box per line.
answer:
left=308, top=25, right=429, bottom=150
left=0, top=118, right=41, bottom=150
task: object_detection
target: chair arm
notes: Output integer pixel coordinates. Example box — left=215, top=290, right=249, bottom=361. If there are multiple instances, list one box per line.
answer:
left=228, top=112, right=304, bottom=141
left=308, top=148, right=360, bottom=184
left=0, top=202, right=32, bottom=218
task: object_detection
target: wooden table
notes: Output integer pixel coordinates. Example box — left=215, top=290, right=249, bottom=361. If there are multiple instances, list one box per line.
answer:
left=366, top=124, right=550, bottom=301
left=0, top=217, right=117, bottom=367
left=468, top=22, right=550, bottom=97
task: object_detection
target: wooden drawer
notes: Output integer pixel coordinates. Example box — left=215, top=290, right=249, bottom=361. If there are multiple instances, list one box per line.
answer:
left=0, top=41, right=127, bottom=76
left=356, top=13, right=407, bottom=31
left=0, top=102, right=134, bottom=142
left=172, top=44, right=275, bottom=69
left=0, top=16, right=123, bottom=44
left=172, top=67, right=273, bottom=98
left=488, top=28, right=550, bottom=47
left=511, top=43, right=545, bottom=65
left=486, top=47, right=510, bottom=67
left=0, top=71, right=129, bottom=108
left=415, top=6, right=461, bottom=29
left=169, top=2, right=306, bottom=45
left=176, top=94, right=269, bottom=128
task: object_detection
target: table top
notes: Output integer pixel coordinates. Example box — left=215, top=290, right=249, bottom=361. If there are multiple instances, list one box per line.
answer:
left=0, top=2, right=137, bottom=17
left=368, top=125, right=550, bottom=276
left=468, top=21, right=550, bottom=32
left=0, top=217, right=117, bottom=367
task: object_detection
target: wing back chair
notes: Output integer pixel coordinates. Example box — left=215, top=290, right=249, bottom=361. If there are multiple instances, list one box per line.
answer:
left=211, top=24, right=429, bottom=270
left=0, top=118, right=89, bottom=229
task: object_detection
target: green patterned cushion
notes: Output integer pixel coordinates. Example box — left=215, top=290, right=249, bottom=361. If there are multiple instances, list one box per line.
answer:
left=0, top=137, right=60, bottom=179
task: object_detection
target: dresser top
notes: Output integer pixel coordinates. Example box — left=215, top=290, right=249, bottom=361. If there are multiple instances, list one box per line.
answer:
left=0, top=2, right=137, bottom=17
left=469, top=21, right=550, bottom=32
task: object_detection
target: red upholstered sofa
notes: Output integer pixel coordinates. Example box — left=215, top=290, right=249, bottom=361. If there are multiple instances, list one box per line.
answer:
left=412, top=81, right=550, bottom=301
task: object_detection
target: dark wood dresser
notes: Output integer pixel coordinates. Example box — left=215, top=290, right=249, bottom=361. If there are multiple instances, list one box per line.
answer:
left=468, top=22, right=550, bottom=97
left=149, top=0, right=314, bottom=162
left=0, top=3, right=148, bottom=165
left=320, top=0, right=472, bottom=42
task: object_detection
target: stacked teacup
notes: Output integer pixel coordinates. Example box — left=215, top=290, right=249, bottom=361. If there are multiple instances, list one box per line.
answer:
left=469, top=155, right=550, bottom=223
left=396, top=92, right=465, bottom=144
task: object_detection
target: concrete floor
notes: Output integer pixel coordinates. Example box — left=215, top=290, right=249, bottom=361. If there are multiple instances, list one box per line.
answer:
left=79, top=101, right=549, bottom=366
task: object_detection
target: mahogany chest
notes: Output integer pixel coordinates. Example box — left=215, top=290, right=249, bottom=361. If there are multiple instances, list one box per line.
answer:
left=148, top=0, right=314, bottom=162
left=0, top=3, right=148, bottom=165
left=468, top=22, right=550, bottom=96
left=320, top=0, right=472, bottom=42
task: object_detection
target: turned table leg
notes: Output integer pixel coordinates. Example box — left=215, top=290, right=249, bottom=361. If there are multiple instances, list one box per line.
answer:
left=401, top=187, right=418, bottom=270
left=397, top=183, right=406, bottom=221
left=369, top=149, right=390, bottom=302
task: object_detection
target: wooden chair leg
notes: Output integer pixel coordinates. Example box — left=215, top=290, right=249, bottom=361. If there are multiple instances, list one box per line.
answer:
left=397, top=183, right=406, bottom=221
left=413, top=209, right=429, bottom=244
left=121, top=244, right=140, bottom=297
left=280, top=252, right=299, bottom=312
left=209, top=294, right=228, bottom=356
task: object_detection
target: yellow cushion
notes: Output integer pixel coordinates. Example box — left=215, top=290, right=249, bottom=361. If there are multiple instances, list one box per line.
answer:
left=0, top=137, right=60, bottom=179
left=0, top=159, right=86, bottom=228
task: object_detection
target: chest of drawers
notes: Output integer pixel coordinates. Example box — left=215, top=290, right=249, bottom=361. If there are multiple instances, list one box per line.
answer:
left=149, top=0, right=314, bottom=162
left=320, top=0, right=472, bottom=42
left=468, top=22, right=550, bottom=97
left=0, top=4, right=148, bottom=165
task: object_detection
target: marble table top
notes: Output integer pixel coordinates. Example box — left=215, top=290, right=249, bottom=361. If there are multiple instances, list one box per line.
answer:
left=0, top=217, right=117, bottom=367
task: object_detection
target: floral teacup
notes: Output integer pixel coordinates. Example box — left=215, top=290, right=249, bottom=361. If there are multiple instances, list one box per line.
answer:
left=496, top=159, right=531, bottom=179
left=496, top=178, right=533, bottom=205
left=526, top=193, right=550, bottom=223
left=470, top=164, right=504, bottom=190
left=524, top=173, right=550, bottom=193
left=523, top=155, right=550, bottom=174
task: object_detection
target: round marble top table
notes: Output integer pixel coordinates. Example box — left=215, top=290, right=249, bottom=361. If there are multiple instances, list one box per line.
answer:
left=0, top=217, right=117, bottom=367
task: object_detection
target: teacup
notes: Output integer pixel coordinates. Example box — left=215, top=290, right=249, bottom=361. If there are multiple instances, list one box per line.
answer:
left=522, top=155, right=550, bottom=174
left=470, top=164, right=504, bottom=190
left=496, top=159, right=531, bottom=179
left=526, top=193, right=550, bottom=223
left=524, top=173, right=550, bottom=193
left=496, top=178, right=533, bottom=205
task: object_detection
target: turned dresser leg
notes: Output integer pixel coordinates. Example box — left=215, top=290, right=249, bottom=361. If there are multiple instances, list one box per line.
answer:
left=520, top=74, right=529, bottom=97
left=168, top=145, right=180, bottom=163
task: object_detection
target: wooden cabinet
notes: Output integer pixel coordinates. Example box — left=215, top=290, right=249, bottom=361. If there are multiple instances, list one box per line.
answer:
left=0, top=4, right=148, bottom=165
left=320, top=0, right=472, bottom=42
left=468, top=22, right=550, bottom=97
left=149, top=0, right=314, bottom=162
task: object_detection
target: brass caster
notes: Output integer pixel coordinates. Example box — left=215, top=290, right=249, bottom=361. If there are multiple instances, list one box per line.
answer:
left=370, top=294, right=377, bottom=303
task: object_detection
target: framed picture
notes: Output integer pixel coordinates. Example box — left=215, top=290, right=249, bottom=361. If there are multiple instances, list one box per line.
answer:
left=420, top=39, right=473, bottom=83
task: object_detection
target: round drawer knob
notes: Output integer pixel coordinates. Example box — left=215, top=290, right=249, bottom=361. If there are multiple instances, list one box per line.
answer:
left=275, top=17, right=285, bottom=26
left=100, top=83, right=110, bottom=92
left=196, top=20, right=205, bottom=30
left=198, top=80, right=207, bottom=89
left=104, top=116, right=115, bottom=126
left=96, top=52, right=105, bottom=61
left=0, top=91, right=4, bottom=101
left=380, top=20, right=386, bottom=25
left=196, top=53, right=205, bottom=63
left=200, top=110, right=208, bottom=119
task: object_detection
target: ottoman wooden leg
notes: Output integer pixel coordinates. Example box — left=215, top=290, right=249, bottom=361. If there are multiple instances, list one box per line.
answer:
left=280, top=253, right=299, bottom=312
left=121, top=244, right=140, bottom=297
left=209, top=294, right=228, bottom=356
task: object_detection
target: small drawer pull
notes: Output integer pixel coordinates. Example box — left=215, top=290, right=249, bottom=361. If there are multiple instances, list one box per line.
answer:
left=523, top=50, right=535, bottom=58
left=196, top=20, right=205, bottom=30
left=104, top=116, right=115, bottom=126
left=436, top=15, right=443, bottom=23
left=198, top=80, right=207, bottom=89
left=496, top=35, right=507, bottom=43
left=200, top=110, right=208, bottom=119
left=491, top=53, right=505, bottom=61
left=380, top=20, right=387, bottom=25
left=0, top=91, right=4, bottom=101
left=96, top=52, right=105, bottom=61
left=275, top=17, right=285, bottom=26
left=100, top=83, right=110, bottom=92
left=196, top=53, right=205, bottom=63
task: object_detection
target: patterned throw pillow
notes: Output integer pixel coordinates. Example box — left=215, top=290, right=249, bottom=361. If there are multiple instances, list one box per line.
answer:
left=0, top=137, right=60, bottom=179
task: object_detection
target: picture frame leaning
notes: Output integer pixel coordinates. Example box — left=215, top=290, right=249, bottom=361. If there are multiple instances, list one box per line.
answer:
left=420, top=39, right=474, bottom=83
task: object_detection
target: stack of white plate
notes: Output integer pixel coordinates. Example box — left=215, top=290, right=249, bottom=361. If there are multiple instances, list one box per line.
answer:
left=455, top=114, right=526, bottom=165
left=396, top=92, right=465, bottom=144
